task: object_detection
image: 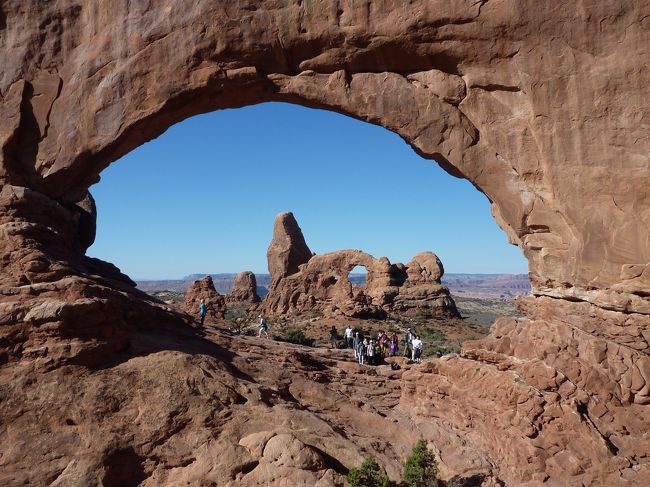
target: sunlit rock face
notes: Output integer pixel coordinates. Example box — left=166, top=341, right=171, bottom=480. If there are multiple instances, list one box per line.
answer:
left=0, top=1, right=648, bottom=485
left=227, top=271, right=261, bottom=305
left=264, top=213, right=459, bottom=318
left=183, top=276, right=227, bottom=321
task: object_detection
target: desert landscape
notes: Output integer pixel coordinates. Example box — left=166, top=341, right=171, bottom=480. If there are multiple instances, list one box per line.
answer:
left=1, top=1, right=649, bottom=486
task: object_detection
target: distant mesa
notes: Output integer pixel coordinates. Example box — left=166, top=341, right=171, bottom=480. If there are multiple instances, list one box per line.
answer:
left=264, top=212, right=460, bottom=319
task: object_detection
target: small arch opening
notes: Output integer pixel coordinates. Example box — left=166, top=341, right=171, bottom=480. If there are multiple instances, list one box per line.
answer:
left=348, top=265, right=368, bottom=289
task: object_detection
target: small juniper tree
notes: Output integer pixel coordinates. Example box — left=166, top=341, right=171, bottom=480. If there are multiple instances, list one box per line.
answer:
left=347, top=457, right=390, bottom=487
left=403, top=439, right=438, bottom=487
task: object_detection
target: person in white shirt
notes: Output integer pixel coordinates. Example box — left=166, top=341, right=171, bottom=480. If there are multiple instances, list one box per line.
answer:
left=344, top=325, right=354, bottom=349
left=411, top=335, right=423, bottom=363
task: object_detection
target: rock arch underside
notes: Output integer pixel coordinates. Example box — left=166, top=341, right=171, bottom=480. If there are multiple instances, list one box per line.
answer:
left=0, top=1, right=648, bottom=486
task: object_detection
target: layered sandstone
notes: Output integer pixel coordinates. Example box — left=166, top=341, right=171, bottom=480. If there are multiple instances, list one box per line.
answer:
left=226, top=271, right=261, bottom=305
left=0, top=1, right=649, bottom=486
left=264, top=214, right=459, bottom=318
left=182, top=276, right=226, bottom=322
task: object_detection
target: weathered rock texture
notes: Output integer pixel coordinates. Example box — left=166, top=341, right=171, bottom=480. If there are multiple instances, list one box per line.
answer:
left=267, top=212, right=314, bottom=281
left=265, top=214, right=459, bottom=318
left=0, top=1, right=649, bottom=486
left=226, top=271, right=261, bottom=305
left=182, top=276, right=226, bottom=321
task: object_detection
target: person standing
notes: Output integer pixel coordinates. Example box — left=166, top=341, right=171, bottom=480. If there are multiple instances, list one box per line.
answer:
left=199, top=299, right=207, bottom=326
left=389, top=333, right=399, bottom=356
left=367, top=339, right=375, bottom=365
left=359, top=338, right=368, bottom=365
left=330, top=325, right=338, bottom=348
left=258, top=315, right=269, bottom=338
left=353, top=332, right=361, bottom=360
left=345, top=325, right=354, bottom=349
left=412, top=335, right=423, bottom=363
left=403, top=327, right=412, bottom=357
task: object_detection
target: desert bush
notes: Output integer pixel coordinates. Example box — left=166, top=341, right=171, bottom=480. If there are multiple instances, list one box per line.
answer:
left=403, top=439, right=438, bottom=487
left=273, top=328, right=314, bottom=346
left=347, top=457, right=390, bottom=487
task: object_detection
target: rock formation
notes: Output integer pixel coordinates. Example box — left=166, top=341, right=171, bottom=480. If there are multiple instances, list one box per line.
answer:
left=267, top=212, right=314, bottom=281
left=183, top=276, right=226, bottom=321
left=226, top=271, right=261, bottom=305
left=264, top=214, right=459, bottom=318
left=0, top=1, right=649, bottom=486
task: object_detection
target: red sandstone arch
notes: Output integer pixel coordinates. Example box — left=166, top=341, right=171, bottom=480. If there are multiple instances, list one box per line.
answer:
left=1, top=1, right=649, bottom=485
left=1, top=1, right=648, bottom=313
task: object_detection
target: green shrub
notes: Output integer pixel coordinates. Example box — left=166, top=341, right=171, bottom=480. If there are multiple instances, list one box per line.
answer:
left=273, top=327, right=314, bottom=346
left=403, top=439, right=438, bottom=487
left=347, top=457, right=390, bottom=487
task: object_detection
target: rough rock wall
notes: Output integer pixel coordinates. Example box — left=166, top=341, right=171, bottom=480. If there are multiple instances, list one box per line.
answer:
left=264, top=214, right=459, bottom=318
left=0, top=1, right=649, bottom=485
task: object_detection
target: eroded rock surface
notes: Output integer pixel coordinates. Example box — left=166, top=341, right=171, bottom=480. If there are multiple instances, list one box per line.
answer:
left=2, top=324, right=647, bottom=487
left=0, top=1, right=649, bottom=485
left=227, top=271, right=261, bottom=305
left=183, top=276, right=226, bottom=322
left=264, top=214, right=459, bottom=318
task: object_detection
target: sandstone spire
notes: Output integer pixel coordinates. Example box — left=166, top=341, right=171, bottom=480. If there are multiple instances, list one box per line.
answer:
left=226, top=271, right=261, bottom=304
left=267, top=212, right=313, bottom=282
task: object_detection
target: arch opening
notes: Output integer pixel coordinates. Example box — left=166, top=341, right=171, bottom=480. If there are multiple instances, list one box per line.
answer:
left=348, top=266, right=368, bottom=289
left=87, top=101, right=529, bottom=332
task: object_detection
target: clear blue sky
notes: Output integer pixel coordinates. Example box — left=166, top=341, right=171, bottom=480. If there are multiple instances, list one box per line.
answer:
left=87, top=102, right=528, bottom=280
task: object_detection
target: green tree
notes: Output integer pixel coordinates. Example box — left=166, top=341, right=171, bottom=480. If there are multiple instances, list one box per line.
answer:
left=403, top=439, right=438, bottom=487
left=347, top=457, right=390, bottom=487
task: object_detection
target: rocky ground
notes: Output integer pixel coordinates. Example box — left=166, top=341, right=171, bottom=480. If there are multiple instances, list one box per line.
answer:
left=149, top=290, right=505, bottom=356
left=0, top=319, right=500, bottom=486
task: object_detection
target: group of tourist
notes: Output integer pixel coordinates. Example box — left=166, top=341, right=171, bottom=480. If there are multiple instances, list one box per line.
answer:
left=201, top=305, right=425, bottom=364
left=339, top=325, right=424, bottom=364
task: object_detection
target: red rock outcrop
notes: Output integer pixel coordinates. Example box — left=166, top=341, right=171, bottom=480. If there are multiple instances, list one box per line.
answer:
left=266, top=212, right=314, bottom=282
left=226, top=271, right=261, bottom=305
left=0, top=1, right=649, bottom=486
left=182, top=276, right=226, bottom=322
left=264, top=215, right=459, bottom=318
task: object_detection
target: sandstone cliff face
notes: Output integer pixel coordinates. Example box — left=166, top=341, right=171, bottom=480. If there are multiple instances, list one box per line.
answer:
left=264, top=214, right=459, bottom=318
left=182, top=276, right=226, bottom=322
left=226, top=271, right=261, bottom=305
left=0, top=1, right=649, bottom=486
